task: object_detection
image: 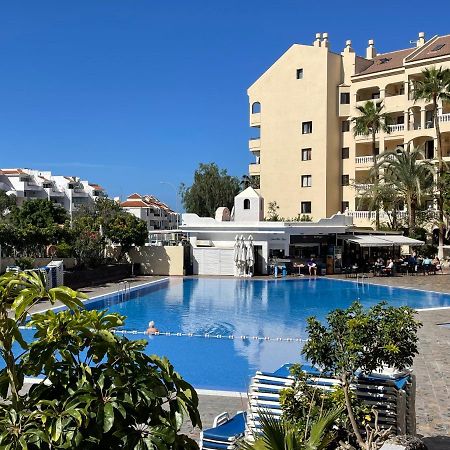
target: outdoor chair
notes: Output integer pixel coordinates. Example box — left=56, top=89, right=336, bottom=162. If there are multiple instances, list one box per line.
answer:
left=200, top=411, right=246, bottom=450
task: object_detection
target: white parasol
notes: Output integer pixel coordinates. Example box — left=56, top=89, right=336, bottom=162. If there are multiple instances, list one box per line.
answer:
left=246, top=235, right=254, bottom=276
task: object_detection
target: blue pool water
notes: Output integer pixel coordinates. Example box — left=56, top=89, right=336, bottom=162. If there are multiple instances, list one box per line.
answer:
left=15, top=278, right=450, bottom=391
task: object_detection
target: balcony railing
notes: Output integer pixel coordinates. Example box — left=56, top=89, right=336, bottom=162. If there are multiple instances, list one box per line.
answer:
left=355, top=156, right=374, bottom=164
left=388, top=124, right=404, bottom=133
left=354, top=183, right=374, bottom=191
left=439, top=113, right=450, bottom=123
left=348, top=210, right=408, bottom=220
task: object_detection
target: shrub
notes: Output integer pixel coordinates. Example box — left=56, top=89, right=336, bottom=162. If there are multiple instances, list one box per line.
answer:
left=14, top=256, right=34, bottom=270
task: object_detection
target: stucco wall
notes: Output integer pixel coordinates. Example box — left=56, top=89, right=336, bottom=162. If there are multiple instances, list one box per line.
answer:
left=128, top=245, right=184, bottom=276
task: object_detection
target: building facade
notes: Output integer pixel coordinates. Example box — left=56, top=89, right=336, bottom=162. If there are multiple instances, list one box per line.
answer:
left=120, top=193, right=179, bottom=231
left=247, top=32, right=450, bottom=226
left=0, top=168, right=106, bottom=214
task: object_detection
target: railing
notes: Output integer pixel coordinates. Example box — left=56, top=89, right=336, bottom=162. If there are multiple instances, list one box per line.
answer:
left=388, top=124, right=404, bottom=133
left=439, top=113, right=450, bottom=123
left=354, top=183, right=374, bottom=191
left=348, top=210, right=408, bottom=220
left=355, top=156, right=374, bottom=164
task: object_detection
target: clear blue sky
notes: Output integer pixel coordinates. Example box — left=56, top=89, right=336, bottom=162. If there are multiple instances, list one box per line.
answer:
left=0, top=1, right=446, bottom=209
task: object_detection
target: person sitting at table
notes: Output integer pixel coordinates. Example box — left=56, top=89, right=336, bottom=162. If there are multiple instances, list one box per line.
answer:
left=422, top=256, right=433, bottom=274
left=382, top=259, right=394, bottom=276
left=433, top=256, right=442, bottom=273
left=307, top=258, right=317, bottom=276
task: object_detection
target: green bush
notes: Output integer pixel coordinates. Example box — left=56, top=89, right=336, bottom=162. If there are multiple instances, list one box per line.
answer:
left=14, top=257, right=34, bottom=270
left=55, top=241, right=73, bottom=258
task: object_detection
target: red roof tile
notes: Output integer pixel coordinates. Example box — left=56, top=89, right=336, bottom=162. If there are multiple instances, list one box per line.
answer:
left=355, top=48, right=414, bottom=76
left=406, top=35, right=450, bottom=62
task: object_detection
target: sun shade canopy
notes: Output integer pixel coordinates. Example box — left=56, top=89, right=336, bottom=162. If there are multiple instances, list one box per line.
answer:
left=343, top=235, right=424, bottom=247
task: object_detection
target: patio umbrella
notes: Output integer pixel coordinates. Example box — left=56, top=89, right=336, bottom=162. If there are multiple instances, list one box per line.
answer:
left=233, top=235, right=240, bottom=277
left=239, top=235, right=247, bottom=276
left=246, top=235, right=254, bottom=276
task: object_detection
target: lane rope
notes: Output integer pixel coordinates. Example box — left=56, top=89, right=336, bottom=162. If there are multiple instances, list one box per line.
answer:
left=19, top=326, right=308, bottom=342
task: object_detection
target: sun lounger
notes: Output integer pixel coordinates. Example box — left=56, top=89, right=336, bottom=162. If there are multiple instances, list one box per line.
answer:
left=200, top=411, right=246, bottom=450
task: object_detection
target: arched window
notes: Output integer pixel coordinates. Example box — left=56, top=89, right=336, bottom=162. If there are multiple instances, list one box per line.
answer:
left=251, top=102, right=261, bottom=114
left=243, top=199, right=251, bottom=210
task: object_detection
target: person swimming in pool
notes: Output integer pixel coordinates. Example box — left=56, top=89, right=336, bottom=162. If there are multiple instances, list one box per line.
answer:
left=146, top=321, right=159, bottom=335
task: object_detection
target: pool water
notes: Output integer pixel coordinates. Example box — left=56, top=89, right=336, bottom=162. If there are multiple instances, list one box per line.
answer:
left=15, top=278, right=450, bottom=391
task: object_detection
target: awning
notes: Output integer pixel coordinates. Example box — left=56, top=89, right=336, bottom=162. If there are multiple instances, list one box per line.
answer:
left=345, top=235, right=394, bottom=247
left=375, top=235, right=424, bottom=246
left=343, top=235, right=424, bottom=247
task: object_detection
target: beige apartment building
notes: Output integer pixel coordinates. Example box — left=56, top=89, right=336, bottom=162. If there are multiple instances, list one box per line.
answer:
left=247, top=32, right=450, bottom=226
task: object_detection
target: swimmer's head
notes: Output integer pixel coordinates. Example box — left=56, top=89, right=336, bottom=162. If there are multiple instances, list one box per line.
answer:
left=148, top=321, right=155, bottom=328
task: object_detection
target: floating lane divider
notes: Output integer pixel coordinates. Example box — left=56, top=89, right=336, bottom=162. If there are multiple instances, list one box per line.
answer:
left=18, top=326, right=308, bottom=343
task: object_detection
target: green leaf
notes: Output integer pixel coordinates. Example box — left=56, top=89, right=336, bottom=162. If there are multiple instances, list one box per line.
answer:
left=103, top=402, right=114, bottom=433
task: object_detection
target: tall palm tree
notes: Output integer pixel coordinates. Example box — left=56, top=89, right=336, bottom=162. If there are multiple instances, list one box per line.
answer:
left=414, top=66, right=450, bottom=256
left=352, top=100, right=391, bottom=229
left=379, top=146, right=434, bottom=232
left=240, top=174, right=259, bottom=190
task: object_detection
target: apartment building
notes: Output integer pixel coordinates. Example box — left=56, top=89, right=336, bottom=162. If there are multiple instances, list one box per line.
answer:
left=0, top=168, right=106, bottom=214
left=247, top=32, right=450, bottom=225
left=121, top=193, right=179, bottom=231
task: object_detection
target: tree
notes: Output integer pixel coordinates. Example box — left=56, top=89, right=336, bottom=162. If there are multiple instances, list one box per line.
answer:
left=0, top=191, right=16, bottom=219
left=414, top=66, right=450, bottom=258
left=265, top=201, right=282, bottom=221
left=302, top=302, right=421, bottom=450
left=105, top=213, right=148, bottom=261
left=180, top=163, right=240, bottom=217
left=352, top=101, right=391, bottom=229
left=0, top=272, right=201, bottom=449
left=240, top=175, right=259, bottom=190
left=379, top=147, right=434, bottom=233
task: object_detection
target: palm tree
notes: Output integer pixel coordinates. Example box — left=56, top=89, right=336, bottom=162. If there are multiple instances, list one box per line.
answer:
left=239, top=408, right=342, bottom=450
left=352, top=100, right=391, bottom=229
left=240, top=174, right=259, bottom=190
left=379, top=146, right=434, bottom=233
left=413, top=66, right=450, bottom=256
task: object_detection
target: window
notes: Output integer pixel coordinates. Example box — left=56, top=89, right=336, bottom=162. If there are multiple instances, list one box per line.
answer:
left=301, top=175, right=312, bottom=187
left=342, top=201, right=349, bottom=212
left=379, top=57, right=391, bottom=64
left=251, top=102, right=261, bottom=114
left=432, top=43, right=445, bottom=52
left=301, top=202, right=311, bottom=214
left=340, top=92, right=350, bottom=104
left=243, top=199, right=251, bottom=210
left=341, top=147, right=349, bottom=159
left=341, top=120, right=350, bottom=132
left=342, top=175, right=350, bottom=186
left=296, top=68, right=303, bottom=79
left=302, top=121, right=312, bottom=134
left=371, top=92, right=380, bottom=99
left=301, top=148, right=312, bottom=161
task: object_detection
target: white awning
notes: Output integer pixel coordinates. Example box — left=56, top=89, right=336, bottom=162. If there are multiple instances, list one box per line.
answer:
left=375, top=235, right=424, bottom=246
left=345, top=235, right=394, bottom=247
left=344, top=235, right=424, bottom=247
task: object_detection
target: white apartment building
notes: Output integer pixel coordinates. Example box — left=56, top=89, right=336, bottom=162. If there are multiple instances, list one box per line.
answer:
left=0, top=168, right=106, bottom=213
left=247, top=31, right=450, bottom=226
left=121, top=193, right=179, bottom=231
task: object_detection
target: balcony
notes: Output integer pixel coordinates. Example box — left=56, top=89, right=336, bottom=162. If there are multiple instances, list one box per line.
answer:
left=250, top=112, right=261, bottom=127
left=355, top=155, right=374, bottom=166
left=354, top=183, right=373, bottom=191
left=387, top=124, right=405, bottom=135
left=249, top=163, right=260, bottom=175
left=249, top=137, right=261, bottom=151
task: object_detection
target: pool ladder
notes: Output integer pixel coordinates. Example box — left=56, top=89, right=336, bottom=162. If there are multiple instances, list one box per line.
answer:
left=117, top=281, right=131, bottom=301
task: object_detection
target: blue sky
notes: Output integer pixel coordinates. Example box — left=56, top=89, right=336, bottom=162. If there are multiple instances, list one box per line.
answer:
left=0, top=1, right=447, bottom=209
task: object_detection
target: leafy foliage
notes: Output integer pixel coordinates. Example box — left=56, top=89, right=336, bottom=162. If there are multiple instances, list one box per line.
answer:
left=302, top=302, right=421, bottom=450
left=0, top=272, right=201, bottom=449
left=239, top=407, right=342, bottom=450
left=180, top=163, right=240, bottom=217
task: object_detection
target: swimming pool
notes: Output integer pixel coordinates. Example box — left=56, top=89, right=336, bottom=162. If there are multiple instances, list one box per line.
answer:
left=75, top=277, right=450, bottom=392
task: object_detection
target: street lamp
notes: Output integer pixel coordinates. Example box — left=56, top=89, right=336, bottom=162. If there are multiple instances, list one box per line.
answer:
left=159, top=181, right=180, bottom=229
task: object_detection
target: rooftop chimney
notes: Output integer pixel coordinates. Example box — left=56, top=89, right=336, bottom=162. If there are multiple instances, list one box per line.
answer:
left=313, top=33, right=321, bottom=47
left=343, top=39, right=353, bottom=53
left=417, top=32, right=425, bottom=47
left=366, top=39, right=376, bottom=59
left=322, top=32, right=329, bottom=48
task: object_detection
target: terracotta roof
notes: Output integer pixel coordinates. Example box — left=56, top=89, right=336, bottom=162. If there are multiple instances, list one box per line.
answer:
left=355, top=48, right=414, bottom=76
left=127, top=193, right=142, bottom=200
left=1, top=168, right=26, bottom=175
left=121, top=200, right=150, bottom=208
left=407, top=35, right=450, bottom=62
left=89, top=183, right=104, bottom=190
